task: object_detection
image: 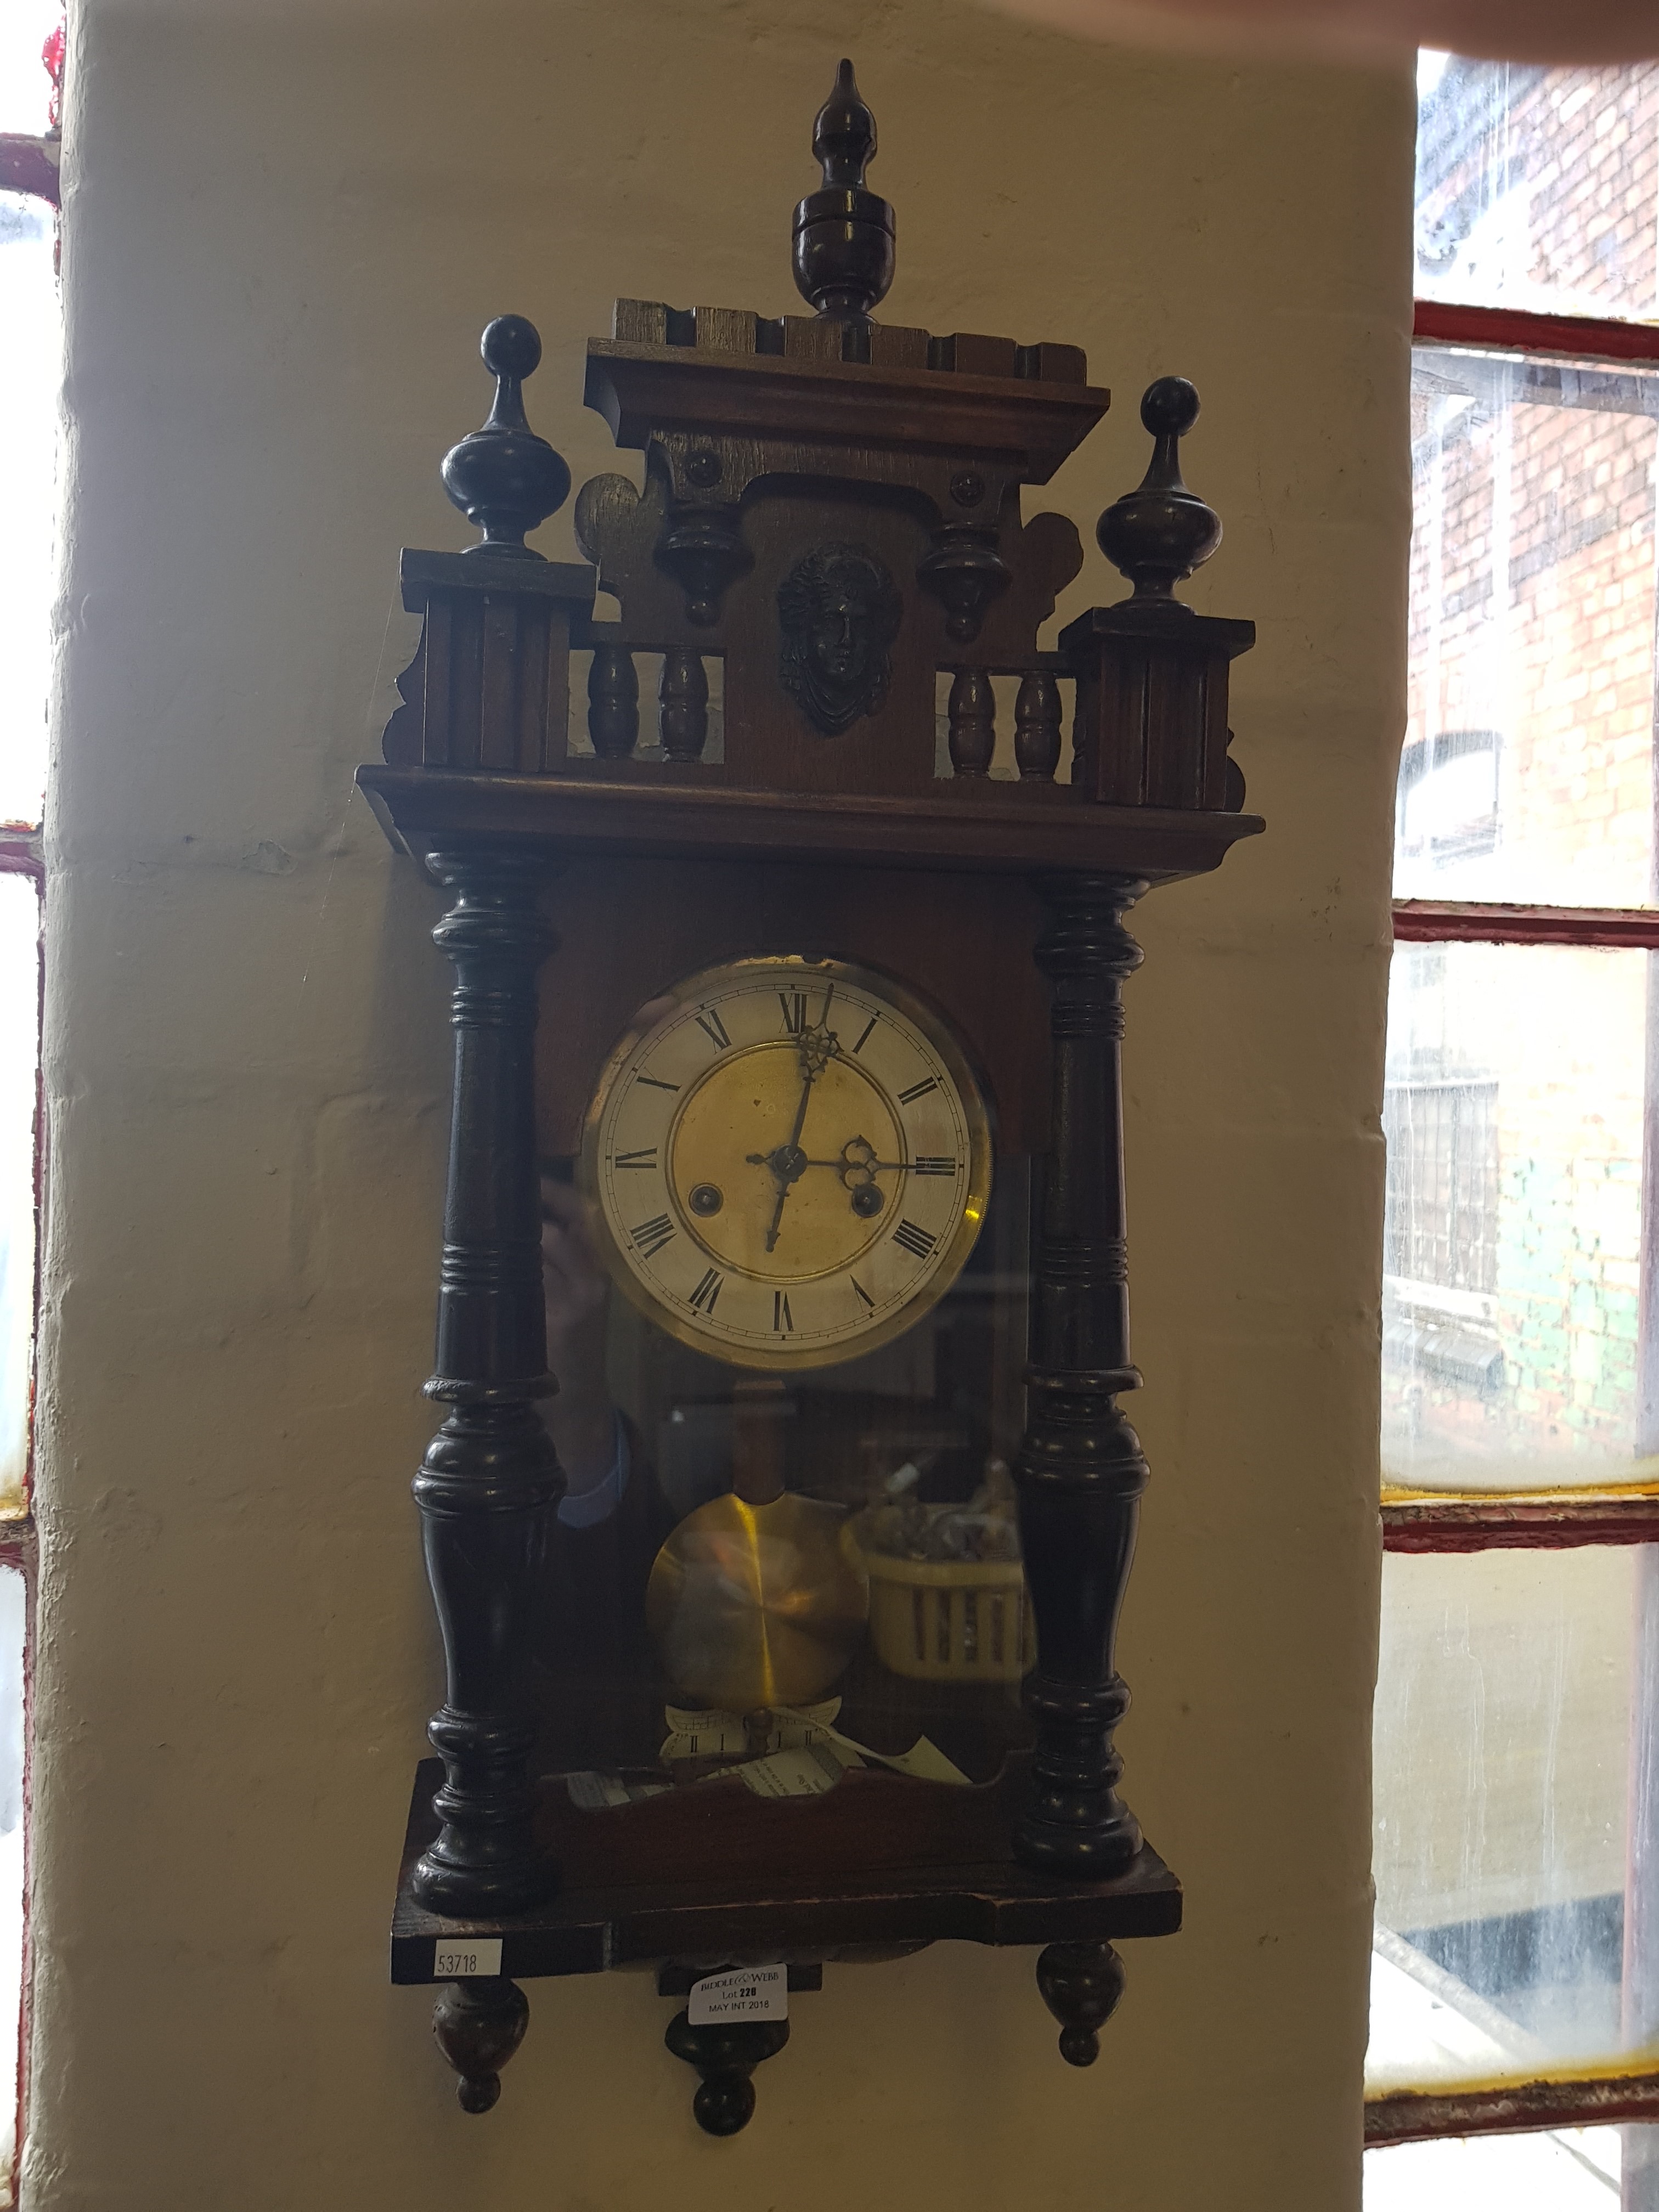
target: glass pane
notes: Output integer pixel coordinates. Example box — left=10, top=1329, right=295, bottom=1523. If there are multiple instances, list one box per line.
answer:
left=0, top=188, right=58, bottom=829
left=1416, top=57, right=1659, bottom=322
left=1400, top=346, right=1659, bottom=908
left=1383, top=940, right=1649, bottom=1495
left=0, top=3, right=59, bottom=138
left=534, top=1135, right=1034, bottom=1822
left=1369, top=1548, right=1649, bottom=2095
left=1365, top=2124, right=1632, bottom=2209
left=0, top=876, right=38, bottom=1519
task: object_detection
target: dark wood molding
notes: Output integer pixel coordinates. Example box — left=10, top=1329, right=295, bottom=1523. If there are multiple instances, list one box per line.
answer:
left=357, top=765, right=1262, bottom=882
left=584, top=341, right=1110, bottom=484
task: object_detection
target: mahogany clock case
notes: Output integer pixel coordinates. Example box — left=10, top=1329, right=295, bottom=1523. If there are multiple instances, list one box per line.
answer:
left=363, top=58, right=1261, bottom=2125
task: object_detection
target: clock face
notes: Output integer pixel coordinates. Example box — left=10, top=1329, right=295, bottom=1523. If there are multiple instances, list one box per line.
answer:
left=579, top=956, right=993, bottom=1370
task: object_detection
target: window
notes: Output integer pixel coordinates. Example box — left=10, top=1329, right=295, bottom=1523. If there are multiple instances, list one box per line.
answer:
left=0, top=5, right=61, bottom=2202
left=1366, top=55, right=1659, bottom=2204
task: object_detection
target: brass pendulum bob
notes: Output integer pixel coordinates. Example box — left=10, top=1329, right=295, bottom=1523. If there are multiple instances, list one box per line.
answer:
left=646, top=1380, right=869, bottom=1713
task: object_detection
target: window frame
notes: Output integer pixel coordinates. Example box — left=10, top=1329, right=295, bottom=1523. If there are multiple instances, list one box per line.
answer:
left=1369, top=290, right=1659, bottom=2153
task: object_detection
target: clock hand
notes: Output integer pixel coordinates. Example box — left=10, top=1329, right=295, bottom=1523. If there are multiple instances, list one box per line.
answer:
left=761, top=1072, right=816, bottom=1252
left=750, top=1021, right=840, bottom=1253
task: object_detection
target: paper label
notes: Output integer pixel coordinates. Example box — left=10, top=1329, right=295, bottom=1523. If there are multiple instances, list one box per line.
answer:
left=771, top=1708, right=973, bottom=1787
left=565, top=1770, right=671, bottom=1809
left=687, top=1963, right=788, bottom=2025
left=433, top=1939, right=502, bottom=1979
left=738, top=1740, right=861, bottom=1798
left=658, top=1701, right=972, bottom=1793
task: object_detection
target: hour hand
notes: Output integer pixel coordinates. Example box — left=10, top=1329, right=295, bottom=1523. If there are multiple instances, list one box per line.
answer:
left=785, top=1135, right=907, bottom=1218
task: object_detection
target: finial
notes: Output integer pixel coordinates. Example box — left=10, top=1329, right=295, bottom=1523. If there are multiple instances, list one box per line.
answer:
left=439, top=315, right=572, bottom=558
left=1095, top=378, right=1222, bottom=602
left=792, top=60, right=895, bottom=320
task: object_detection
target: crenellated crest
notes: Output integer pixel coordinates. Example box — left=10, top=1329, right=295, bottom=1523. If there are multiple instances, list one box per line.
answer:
left=368, top=60, right=1257, bottom=860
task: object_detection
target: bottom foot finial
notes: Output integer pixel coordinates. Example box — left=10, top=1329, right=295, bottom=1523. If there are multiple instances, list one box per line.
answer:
left=665, top=2011, right=791, bottom=2135
left=1036, top=1940, right=1127, bottom=2068
left=433, top=1978, right=529, bottom=2114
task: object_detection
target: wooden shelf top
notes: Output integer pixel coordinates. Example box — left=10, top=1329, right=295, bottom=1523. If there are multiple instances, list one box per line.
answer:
left=357, top=764, right=1263, bottom=882
left=390, top=1757, right=1182, bottom=1984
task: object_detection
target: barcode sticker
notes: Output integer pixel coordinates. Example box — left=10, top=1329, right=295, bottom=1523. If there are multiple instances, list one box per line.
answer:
left=433, top=1939, right=503, bottom=1979
left=687, top=1963, right=788, bottom=2025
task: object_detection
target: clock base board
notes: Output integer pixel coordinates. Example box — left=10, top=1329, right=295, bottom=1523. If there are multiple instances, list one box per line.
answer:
left=392, top=1754, right=1180, bottom=2117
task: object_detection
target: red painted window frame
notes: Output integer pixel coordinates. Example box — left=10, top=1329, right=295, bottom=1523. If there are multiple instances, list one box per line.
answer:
left=1368, top=296, right=1659, bottom=2149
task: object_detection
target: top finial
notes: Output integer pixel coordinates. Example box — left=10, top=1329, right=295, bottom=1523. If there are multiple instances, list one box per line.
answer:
left=1095, top=377, right=1222, bottom=603
left=439, top=314, right=572, bottom=559
left=815, top=58, right=876, bottom=189
left=792, top=60, right=895, bottom=320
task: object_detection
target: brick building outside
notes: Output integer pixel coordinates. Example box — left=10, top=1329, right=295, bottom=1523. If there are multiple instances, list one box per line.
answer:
left=1385, top=58, right=1659, bottom=1494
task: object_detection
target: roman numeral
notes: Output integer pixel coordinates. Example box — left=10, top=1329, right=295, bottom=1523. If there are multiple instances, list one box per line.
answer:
left=689, top=1267, right=724, bottom=1314
left=773, top=1291, right=793, bottom=1333
left=852, top=1015, right=877, bottom=1054
left=695, top=1007, right=732, bottom=1051
left=898, top=1076, right=938, bottom=1105
left=612, top=1148, right=657, bottom=1170
left=850, top=1277, right=875, bottom=1311
left=893, top=1218, right=937, bottom=1261
left=630, top=1214, right=676, bottom=1257
left=780, top=990, right=808, bottom=1035
left=911, top=1157, right=956, bottom=1176
left=635, top=1075, right=679, bottom=1094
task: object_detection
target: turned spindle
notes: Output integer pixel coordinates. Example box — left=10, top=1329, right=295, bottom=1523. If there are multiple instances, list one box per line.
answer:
left=659, top=650, right=710, bottom=761
left=440, top=316, right=572, bottom=560
left=1015, top=673, right=1063, bottom=780
left=413, top=852, right=561, bottom=1919
left=947, top=669, right=996, bottom=776
left=589, top=645, right=639, bottom=758
left=1015, top=872, right=1149, bottom=1879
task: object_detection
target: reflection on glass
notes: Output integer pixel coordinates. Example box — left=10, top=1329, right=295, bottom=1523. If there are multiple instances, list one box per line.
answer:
left=1365, top=2122, right=1629, bottom=2209
left=1382, top=941, right=1647, bottom=1494
left=532, top=1158, right=1033, bottom=1816
left=0, top=188, right=57, bottom=829
left=1415, top=57, right=1659, bottom=323
left=0, top=876, right=36, bottom=1520
left=1369, top=1549, right=1647, bottom=2095
left=1400, top=347, right=1659, bottom=909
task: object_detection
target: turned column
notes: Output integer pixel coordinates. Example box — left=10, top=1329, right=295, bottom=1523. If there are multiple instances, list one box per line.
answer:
left=1014, top=870, right=1149, bottom=1878
left=412, top=847, right=563, bottom=1916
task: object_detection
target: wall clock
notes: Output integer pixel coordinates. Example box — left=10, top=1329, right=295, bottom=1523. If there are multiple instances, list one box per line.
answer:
left=362, top=58, right=1261, bottom=2136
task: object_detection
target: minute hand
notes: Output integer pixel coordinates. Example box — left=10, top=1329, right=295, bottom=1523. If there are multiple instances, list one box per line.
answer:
left=760, top=1067, right=820, bottom=1254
